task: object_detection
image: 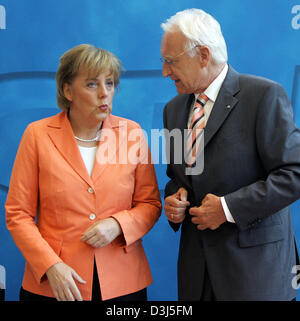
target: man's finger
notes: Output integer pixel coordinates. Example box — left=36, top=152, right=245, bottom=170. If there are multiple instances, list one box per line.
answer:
left=178, top=188, right=188, bottom=202
left=202, top=193, right=216, bottom=204
left=169, top=213, right=185, bottom=223
left=165, top=204, right=187, bottom=214
left=189, top=206, right=204, bottom=216
left=165, top=196, right=189, bottom=208
left=197, top=224, right=207, bottom=231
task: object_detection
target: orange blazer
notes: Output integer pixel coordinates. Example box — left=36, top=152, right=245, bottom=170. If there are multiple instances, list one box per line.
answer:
left=5, top=111, right=162, bottom=300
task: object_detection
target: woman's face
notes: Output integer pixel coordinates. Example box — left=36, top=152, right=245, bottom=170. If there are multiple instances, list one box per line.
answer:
left=64, top=70, right=115, bottom=125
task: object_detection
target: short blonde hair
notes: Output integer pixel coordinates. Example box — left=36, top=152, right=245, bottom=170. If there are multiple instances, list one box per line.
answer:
left=56, top=44, right=122, bottom=111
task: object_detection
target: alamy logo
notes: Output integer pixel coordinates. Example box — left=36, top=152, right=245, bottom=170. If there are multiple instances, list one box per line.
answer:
left=292, top=5, right=300, bottom=30
left=291, top=265, right=300, bottom=289
left=0, top=5, right=6, bottom=29
left=0, top=265, right=5, bottom=289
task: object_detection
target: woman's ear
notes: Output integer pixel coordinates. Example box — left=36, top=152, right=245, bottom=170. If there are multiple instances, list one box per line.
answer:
left=63, top=83, right=72, bottom=102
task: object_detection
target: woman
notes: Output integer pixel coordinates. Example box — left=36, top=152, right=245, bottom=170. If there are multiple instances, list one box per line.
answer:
left=5, top=44, right=162, bottom=301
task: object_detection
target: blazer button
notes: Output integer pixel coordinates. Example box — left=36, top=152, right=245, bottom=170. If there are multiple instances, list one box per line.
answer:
left=89, top=213, right=96, bottom=220
left=88, top=187, right=94, bottom=194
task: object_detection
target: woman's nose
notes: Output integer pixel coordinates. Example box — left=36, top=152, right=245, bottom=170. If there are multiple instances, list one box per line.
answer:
left=98, top=83, right=108, bottom=98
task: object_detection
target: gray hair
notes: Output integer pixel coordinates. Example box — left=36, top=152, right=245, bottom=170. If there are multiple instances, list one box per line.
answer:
left=161, top=9, right=228, bottom=64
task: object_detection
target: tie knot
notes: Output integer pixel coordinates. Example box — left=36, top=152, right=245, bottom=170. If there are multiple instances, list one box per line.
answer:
left=196, top=94, right=208, bottom=107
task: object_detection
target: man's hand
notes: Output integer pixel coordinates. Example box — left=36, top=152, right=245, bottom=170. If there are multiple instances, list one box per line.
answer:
left=80, top=217, right=122, bottom=248
left=189, top=193, right=226, bottom=230
left=46, top=262, right=86, bottom=301
left=164, top=187, right=190, bottom=223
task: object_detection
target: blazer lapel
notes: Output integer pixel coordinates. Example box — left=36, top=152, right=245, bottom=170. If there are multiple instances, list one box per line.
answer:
left=204, top=66, right=240, bottom=148
left=47, top=112, right=94, bottom=187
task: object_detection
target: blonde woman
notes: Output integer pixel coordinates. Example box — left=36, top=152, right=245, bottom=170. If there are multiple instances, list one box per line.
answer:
left=6, top=44, right=161, bottom=301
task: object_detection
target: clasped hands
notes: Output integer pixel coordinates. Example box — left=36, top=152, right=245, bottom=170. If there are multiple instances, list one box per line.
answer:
left=164, top=187, right=226, bottom=230
left=46, top=217, right=121, bottom=301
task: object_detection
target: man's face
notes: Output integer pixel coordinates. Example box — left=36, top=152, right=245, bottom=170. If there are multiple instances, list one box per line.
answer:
left=161, top=31, right=206, bottom=94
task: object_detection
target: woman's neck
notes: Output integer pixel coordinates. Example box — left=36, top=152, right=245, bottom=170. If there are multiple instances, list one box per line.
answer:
left=68, top=111, right=102, bottom=147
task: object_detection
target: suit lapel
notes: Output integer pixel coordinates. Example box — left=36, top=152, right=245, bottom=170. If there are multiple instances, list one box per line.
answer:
left=204, top=66, right=240, bottom=148
left=173, top=94, right=194, bottom=189
left=47, top=112, right=94, bottom=187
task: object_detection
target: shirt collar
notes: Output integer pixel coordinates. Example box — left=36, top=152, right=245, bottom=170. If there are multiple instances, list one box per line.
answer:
left=194, top=63, right=228, bottom=103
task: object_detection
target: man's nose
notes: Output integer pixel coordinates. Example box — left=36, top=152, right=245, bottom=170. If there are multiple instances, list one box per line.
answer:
left=162, top=62, right=172, bottom=78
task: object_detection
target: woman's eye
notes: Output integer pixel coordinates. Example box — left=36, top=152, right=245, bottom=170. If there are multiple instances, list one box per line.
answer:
left=106, top=80, right=114, bottom=87
left=87, top=82, right=97, bottom=88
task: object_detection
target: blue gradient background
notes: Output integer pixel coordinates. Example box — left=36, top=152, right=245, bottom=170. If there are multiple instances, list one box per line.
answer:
left=0, top=0, right=299, bottom=300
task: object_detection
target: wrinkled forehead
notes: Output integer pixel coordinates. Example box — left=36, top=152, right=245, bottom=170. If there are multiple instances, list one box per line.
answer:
left=161, top=30, right=187, bottom=56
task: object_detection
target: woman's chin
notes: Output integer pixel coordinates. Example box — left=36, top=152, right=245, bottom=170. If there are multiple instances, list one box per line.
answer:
left=96, top=110, right=110, bottom=122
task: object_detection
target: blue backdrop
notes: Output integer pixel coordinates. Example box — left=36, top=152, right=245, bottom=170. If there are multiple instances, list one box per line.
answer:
left=0, top=0, right=299, bottom=301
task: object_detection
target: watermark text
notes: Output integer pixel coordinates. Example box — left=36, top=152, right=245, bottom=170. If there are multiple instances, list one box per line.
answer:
left=292, top=5, right=300, bottom=30
left=0, top=265, right=5, bottom=290
left=95, top=122, right=204, bottom=175
left=0, top=5, right=6, bottom=30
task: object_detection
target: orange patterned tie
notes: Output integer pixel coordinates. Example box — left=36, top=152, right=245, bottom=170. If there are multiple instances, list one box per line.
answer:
left=186, top=94, right=209, bottom=166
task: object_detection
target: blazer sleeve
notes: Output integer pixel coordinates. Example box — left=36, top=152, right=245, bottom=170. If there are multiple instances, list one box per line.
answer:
left=111, top=126, right=162, bottom=246
left=5, top=124, right=62, bottom=283
left=224, top=82, right=300, bottom=231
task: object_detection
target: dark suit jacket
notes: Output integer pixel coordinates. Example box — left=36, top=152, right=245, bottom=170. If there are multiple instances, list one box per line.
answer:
left=163, top=66, right=300, bottom=300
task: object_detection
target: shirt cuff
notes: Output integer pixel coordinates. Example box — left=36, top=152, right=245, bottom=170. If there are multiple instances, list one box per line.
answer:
left=220, top=196, right=235, bottom=223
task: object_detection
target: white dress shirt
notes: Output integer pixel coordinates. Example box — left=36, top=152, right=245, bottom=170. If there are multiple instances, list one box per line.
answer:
left=188, top=64, right=235, bottom=223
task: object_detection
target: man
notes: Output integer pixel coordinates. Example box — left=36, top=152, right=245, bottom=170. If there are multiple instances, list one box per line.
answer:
left=161, top=8, right=300, bottom=301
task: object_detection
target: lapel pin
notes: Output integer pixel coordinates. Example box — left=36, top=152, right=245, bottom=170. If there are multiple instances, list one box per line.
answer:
left=226, top=105, right=231, bottom=109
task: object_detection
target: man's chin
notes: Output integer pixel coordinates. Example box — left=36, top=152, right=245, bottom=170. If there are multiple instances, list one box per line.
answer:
left=175, top=85, right=185, bottom=94
left=176, top=87, right=191, bottom=95
left=175, top=81, right=193, bottom=94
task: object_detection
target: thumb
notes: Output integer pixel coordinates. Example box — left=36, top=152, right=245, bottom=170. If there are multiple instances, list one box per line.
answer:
left=178, top=188, right=188, bottom=202
left=71, top=269, right=86, bottom=284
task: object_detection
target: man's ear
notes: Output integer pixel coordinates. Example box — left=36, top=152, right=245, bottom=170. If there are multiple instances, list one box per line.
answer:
left=197, top=46, right=210, bottom=67
left=63, top=83, right=72, bottom=102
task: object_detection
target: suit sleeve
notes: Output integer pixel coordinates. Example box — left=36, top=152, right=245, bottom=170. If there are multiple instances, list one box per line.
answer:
left=112, top=126, right=162, bottom=246
left=225, top=83, right=300, bottom=231
left=5, top=124, right=62, bottom=283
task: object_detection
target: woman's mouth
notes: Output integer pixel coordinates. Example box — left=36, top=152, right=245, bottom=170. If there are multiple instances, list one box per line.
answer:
left=99, top=104, right=108, bottom=111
